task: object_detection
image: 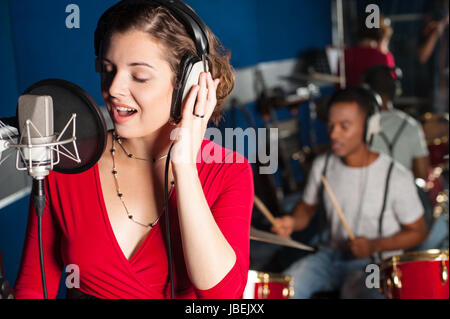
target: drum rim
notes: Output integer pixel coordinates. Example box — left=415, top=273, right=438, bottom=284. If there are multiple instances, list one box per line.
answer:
left=248, top=270, right=293, bottom=284
left=380, top=249, right=449, bottom=269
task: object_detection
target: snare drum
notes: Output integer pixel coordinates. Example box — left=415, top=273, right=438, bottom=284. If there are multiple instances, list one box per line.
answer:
left=380, top=249, right=449, bottom=299
left=243, top=270, right=294, bottom=299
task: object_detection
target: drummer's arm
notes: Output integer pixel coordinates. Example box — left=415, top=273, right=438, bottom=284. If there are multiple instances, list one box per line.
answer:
left=412, top=156, right=430, bottom=181
left=291, top=200, right=317, bottom=231
left=272, top=200, right=316, bottom=237
left=371, top=216, right=427, bottom=253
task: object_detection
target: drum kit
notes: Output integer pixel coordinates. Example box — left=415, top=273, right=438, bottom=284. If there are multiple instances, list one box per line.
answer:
left=250, top=164, right=449, bottom=300
left=380, top=249, right=449, bottom=299
left=419, top=113, right=449, bottom=234
left=245, top=197, right=314, bottom=299
left=245, top=228, right=306, bottom=299
left=245, top=108, right=449, bottom=299
left=243, top=269, right=294, bottom=299
left=371, top=113, right=448, bottom=300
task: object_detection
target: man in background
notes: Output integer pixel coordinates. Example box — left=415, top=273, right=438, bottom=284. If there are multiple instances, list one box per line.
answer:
left=272, top=87, right=426, bottom=299
left=363, top=65, right=430, bottom=181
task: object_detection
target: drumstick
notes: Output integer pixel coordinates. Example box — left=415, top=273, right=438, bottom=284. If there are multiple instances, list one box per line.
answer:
left=321, top=176, right=355, bottom=241
left=254, top=196, right=278, bottom=227
left=254, top=196, right=295, bottom=240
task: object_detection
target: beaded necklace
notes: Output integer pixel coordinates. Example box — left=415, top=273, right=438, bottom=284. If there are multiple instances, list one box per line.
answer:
left=111, top=133, right=175, bottom=229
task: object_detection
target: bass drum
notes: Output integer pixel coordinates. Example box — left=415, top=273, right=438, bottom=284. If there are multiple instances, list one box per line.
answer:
left=380, top=249, right=449, bottom=299
left=243, top=270, right=294, bottom=299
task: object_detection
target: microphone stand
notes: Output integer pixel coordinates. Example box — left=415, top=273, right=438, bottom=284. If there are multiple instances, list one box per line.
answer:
left=31, top=178, right=48, bottom=299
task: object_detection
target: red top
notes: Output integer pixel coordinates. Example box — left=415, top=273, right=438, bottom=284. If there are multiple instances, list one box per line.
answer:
left=14, top=139, right=254, bottom=299
left=344, top=45, right=396, bottom=87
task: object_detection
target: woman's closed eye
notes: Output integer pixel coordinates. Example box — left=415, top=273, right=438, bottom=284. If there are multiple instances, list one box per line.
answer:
left=132, top=75, right=150, bottom=83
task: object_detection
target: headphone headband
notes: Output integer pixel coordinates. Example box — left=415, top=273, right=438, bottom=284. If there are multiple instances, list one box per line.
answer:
left=150, top=0, right=210, bottom=57
left=95, top=0, right=209, bottom=59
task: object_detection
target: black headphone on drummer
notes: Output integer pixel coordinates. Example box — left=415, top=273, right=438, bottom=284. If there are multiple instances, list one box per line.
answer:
left=362, top=65, right=403, bottom=102
left=327, top=85, right=383, bottom=145
left=94, top=0, right=211, bottom=124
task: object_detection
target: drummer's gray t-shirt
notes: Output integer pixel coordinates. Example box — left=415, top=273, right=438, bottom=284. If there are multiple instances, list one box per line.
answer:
left=370, top=110, right=429, bottom=170
left=303, top=152, right=424, bottom=259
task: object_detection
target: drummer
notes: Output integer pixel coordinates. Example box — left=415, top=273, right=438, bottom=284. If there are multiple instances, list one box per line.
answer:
left=363, top=65, right=430, bottom=180
left=272, top=87, right=427, bottom=299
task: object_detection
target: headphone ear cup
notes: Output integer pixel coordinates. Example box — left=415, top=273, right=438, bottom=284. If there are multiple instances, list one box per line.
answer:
left=366, top=111, right=381, bottom=143
left=170, top=55, right=203, bottom=123
left=392, top=67, right=403, bottom=100
left=359, top=85, right=382, bottom=143
left=181, top=60, right=205, bottom=103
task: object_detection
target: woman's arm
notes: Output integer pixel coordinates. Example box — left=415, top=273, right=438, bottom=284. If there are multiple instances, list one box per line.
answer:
left=173, top=164, right=236, bottom=290
left=170, top=72, right=253, bottom=297
left=173, top=161, right=253, bottom=294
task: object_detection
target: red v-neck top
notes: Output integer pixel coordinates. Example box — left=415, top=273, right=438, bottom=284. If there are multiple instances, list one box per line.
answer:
left=14, top=139, right=254, bottom=299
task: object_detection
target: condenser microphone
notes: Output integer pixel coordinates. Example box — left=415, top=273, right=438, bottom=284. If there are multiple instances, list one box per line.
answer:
left=17, top=95, right=57, bottom=180
left=0, top=79, right=107, bottom=299
left=1, top=79, right=108, bottom=175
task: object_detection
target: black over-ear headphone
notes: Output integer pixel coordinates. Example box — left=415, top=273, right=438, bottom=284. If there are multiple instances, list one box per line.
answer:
left=359, top=84, right=382, bottom=144
left=94, top=0, right=211, bottom=124
left=328, top=86, right=382, bottom=144
left=362, top=65, right=403, bottom=101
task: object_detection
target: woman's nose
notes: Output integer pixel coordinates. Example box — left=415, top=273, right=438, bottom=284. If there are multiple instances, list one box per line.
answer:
left=107, top=72, right=128, bottom=98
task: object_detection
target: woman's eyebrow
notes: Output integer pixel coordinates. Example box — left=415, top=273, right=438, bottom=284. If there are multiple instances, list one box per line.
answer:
left=101, top=58, right=155, bottom=70
left=127, top=62, right=155, bottom=69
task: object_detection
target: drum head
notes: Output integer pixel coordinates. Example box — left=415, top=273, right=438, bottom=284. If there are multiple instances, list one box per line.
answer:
left=247, top=270, right=292, bottom=284
left=381, top=249, right=449, bottom=269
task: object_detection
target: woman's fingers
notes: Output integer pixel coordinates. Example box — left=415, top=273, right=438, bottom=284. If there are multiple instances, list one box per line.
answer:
left=193, top=73, right=208, bottom=119
left=181, top=84, right=200, bottom=122
left=205, top=73, right=219, bottom=118
left=179, top=72, right=219, bottom=126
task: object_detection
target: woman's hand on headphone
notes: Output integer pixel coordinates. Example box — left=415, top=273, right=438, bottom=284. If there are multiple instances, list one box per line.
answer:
left=170, top=72, right=220, bottom=167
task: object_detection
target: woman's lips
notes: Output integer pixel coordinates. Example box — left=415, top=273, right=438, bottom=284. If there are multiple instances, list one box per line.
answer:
left=109, top=103, right=138, bottom=124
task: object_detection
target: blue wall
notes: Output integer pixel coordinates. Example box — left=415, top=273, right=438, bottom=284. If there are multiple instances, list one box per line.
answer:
left=6, top=0, right=332, bottom=104
left=0, top=0, right=332, bottom=297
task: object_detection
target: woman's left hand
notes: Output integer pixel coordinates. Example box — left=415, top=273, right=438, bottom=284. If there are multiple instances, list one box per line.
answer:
left=170, top=72, right=220, bottom=167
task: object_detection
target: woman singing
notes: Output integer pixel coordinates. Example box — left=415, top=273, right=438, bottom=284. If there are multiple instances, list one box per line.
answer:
left=14, top=0, right=254, bottom=299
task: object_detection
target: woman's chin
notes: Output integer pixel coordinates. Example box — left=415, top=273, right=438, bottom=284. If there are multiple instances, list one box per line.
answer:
left=112, top=123, right=170, bottom=140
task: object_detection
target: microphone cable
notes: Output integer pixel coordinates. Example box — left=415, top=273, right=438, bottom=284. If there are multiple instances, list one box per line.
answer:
left=164, top=143, right=175, bottom=299
left=32, top=178, right=48, bottom=299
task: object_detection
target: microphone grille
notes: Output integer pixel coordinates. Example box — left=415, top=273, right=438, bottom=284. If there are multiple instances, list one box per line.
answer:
left=18, top=95, right=54, bottom=138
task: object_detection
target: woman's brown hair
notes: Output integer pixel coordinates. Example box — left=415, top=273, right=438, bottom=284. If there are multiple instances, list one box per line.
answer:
left=95, top=0, right=235, bottom=125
